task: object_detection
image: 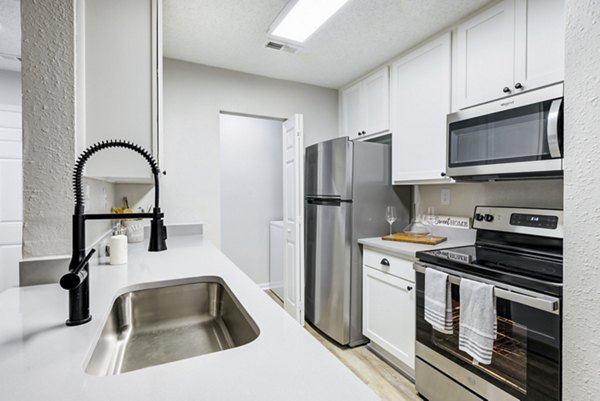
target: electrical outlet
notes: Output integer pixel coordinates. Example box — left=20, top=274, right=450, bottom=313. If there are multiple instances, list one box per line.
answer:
left=441, top=189, right=451, bottom=206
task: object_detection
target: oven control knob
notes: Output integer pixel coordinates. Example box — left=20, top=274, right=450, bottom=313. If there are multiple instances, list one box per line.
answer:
left=475, top=213, right=484, bottom=221
left=484, top=214, right=494, bottom=222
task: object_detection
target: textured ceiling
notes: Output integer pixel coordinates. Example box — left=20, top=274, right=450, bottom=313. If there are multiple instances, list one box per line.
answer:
left=0, top=0, right=20, bottom=71
left=164, top=0, right=493, bottom=89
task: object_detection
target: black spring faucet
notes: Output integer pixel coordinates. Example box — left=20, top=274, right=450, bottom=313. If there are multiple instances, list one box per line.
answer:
left=60, top=140, right=167, bottom=326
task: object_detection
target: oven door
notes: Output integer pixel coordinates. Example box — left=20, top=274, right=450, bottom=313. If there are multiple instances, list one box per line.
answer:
left=447, top=84, right=563, bottom=179
left=414, top=262, right=561, bottom=401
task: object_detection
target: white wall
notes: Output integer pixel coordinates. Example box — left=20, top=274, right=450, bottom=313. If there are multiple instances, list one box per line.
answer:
left=563, top=0, right=600, bottom=399
left=417, top=180, right=563, bottom=217
left=0, top=70, right=21, bottom=106
left=141, top=58, right=338, bottom=247
left=21, top=0, right=116, bottom=261
left=219, top=114, right=283, bottom=285
left=21, top=0, right=76, bottom=258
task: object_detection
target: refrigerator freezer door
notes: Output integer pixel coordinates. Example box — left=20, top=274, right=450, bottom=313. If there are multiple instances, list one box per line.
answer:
left=305, top=200, right=353, bottom=344
left=305, top=137, right=353, bottom=200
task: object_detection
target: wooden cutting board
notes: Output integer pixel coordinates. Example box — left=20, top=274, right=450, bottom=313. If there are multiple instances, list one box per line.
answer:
left=381, top=232, right=447, bottom=245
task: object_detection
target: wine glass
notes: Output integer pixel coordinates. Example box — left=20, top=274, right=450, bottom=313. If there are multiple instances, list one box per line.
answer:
left=424, top=207, right=436, bottom=236
left=385, top=206, right=397, bottom=236
left=424, top=206, right=435, bottom=227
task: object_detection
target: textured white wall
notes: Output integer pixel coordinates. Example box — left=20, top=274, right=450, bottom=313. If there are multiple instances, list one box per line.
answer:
left=418, top=180, right=563, bottom=218
left=220, top=114, right=283, bottom=285
left=21, top=0, right=76, bottom=258
left=135, top=59, right=338, bottom=247
left=21, top=0, right=116, bottom=259
left=0, top=70, right=21, bottom=106
left=563, top=0, right=600, bottom=399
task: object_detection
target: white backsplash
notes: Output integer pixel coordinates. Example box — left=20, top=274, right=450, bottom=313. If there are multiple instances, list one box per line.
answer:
left=416, top=179, right=563, bottom=218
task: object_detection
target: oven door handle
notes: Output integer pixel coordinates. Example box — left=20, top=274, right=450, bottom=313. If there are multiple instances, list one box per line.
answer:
left=547, top=98, right=562, bottom=159
left=414, top=262, right=560, bottom=314
left=493, top=287, right=559, bottom=314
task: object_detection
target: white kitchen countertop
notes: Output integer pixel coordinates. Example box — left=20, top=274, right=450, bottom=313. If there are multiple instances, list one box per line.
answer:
left=0, top=235, right=378, bottom=401
left=358, top=227, right=476, bottom=259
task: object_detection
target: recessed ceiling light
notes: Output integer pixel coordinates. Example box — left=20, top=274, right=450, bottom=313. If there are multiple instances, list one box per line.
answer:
left=269, top=0, right=349, bottom=44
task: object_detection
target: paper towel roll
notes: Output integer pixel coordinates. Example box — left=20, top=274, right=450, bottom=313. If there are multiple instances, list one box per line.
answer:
left=109, top=235, right=128, bottom=265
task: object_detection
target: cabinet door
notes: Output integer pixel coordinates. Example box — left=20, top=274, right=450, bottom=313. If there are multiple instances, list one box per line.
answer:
left=391, top=34, right=452, bottom=184
left=83, top=0, right=160, bottom=182
left=363, top=67, right=389, bottom=136
left=455, top=0, right=515, bottom=109
left=363, top=265, right=415, bottom=369
left=514, top=0, right=564, bottom=92
left=341, top=82, right=364, bottom=140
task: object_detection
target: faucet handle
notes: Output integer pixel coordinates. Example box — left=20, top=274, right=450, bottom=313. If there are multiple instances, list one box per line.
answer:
left=60, top=249, right=96, bottom=290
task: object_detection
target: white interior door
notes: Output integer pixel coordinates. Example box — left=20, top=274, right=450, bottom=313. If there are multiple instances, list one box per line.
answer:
left=0, top=105, right=22, bottom=292
left=282, top=114, right=304, bottom=324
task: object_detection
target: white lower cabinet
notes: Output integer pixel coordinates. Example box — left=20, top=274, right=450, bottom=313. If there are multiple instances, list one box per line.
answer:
left=362, top=248, right=415, bottom=373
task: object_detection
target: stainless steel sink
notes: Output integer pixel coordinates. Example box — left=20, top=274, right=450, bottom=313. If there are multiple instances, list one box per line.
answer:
left=84, top=277, right=259, bottom=376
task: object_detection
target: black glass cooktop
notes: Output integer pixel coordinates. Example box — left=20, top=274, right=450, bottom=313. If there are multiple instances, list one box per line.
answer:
left=417, top=244, right=563, bottom=285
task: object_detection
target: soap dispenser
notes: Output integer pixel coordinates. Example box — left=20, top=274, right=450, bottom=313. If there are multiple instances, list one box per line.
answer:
left=109, top=223, right=128, bottom=265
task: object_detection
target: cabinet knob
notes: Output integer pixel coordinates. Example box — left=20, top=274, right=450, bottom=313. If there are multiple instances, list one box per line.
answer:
left=514, top=82, right=523, bottom=90
left=406, top=286, right=413, bottom=291
left=380, top=258, right=390, bottom=267
left=440, top=172, right=447, bottom=177
left=503, top=87, right=511, bottom=94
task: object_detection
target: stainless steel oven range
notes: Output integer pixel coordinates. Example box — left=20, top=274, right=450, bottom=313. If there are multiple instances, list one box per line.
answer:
left=414, top=206, right=563, bottom=401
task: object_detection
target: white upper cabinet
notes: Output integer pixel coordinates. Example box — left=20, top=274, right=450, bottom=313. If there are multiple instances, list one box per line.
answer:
left=391, top=33, right=452, bottom=184
left=81, top=0, right=161, bottom=183
left=341, top=67, right=389, bottom=140
left=341, top=82, right=364, bottom=140
left=454, top=1, right=515, bottom=109
left=454, top=0, right=564, bottom=110
left=514, top=0, right=565, bottom=92
left=363, top=68, right=390, bottom=136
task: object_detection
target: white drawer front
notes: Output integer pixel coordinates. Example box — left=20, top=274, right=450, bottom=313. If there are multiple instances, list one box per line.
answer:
left=363, top=248, right=415, bottom=282
left=363, top=266, right=416, bottom=369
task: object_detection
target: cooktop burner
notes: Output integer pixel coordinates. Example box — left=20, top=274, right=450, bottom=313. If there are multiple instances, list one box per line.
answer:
left=419, top=245, right=562, bottom=282
left=417, top=206, right=564, bottom=295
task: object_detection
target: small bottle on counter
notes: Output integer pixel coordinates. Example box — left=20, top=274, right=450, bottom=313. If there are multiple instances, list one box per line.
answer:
left=109, top=223, right=128, bottom=265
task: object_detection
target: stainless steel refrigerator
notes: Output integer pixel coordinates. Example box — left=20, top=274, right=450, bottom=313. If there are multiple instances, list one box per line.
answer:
left=304, top=137, right=410, bottom=347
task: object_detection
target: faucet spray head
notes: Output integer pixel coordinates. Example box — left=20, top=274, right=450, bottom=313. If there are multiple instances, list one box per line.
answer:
left=149, top=207, right=167, bottom=252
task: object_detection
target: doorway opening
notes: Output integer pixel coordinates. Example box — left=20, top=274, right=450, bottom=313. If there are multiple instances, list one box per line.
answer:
left=219, top=112, right=285, bottom=297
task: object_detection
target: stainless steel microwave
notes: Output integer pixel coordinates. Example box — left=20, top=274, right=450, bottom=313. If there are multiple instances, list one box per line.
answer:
left=446, top=83, right=563, bottom=180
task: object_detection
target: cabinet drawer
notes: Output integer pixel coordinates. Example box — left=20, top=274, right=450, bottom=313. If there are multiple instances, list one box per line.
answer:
left=363, top=248, right=415, bottom=282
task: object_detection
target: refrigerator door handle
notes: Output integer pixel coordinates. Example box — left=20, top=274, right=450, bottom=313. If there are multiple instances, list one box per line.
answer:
left=306, top=197, right=343, bottom=206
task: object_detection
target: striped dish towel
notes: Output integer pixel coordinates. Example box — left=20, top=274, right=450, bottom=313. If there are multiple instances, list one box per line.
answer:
left=424, top=268, right=453, bottom=334
left=458, top=278, right=497, bottom=365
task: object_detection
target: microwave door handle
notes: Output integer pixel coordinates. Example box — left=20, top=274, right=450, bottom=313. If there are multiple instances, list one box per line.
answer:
left=547, top=98, right=562, bottom=158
